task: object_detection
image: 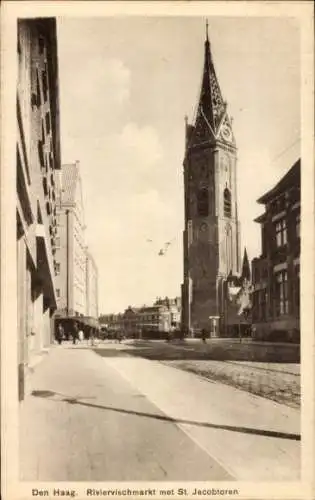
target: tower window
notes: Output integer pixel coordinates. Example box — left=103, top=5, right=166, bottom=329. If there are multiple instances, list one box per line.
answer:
left=224, top=188, right=231, bottom=218
left=197, top=188, right=209, bottom=217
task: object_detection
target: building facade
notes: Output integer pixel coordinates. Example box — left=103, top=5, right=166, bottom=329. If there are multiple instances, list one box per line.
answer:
left=54, top=161, right=99, bottom=332
left=122, top=307, right=141, bottom=337
left=138, top=305, right=170, bottom=333
left=85, top=250, right=98, bottom=320
left=154, top=296, right=181, bottom=326
left=17, top=18, right=61, bottom=399
left=99, top=313, right=123, bottom=332
left=181, top=26, right=241, bottom=335
left=99, top=297, right=181, bottom=338
left=251, top=160, right=300, bottom=342
left=54, top=161, right=87, bottom=318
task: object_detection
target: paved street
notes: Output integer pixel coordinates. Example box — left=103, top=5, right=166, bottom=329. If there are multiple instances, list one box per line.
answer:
left=20, top=341, right=300, bottom=482
left=126, top=339, right=300, bottom=408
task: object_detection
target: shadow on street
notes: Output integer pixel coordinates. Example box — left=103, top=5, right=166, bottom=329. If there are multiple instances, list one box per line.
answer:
left=31, top=390, right=300, bottom=441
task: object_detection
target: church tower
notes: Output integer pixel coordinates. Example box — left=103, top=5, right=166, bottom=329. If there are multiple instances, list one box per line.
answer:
left=181, top=23, right=241, bottom=334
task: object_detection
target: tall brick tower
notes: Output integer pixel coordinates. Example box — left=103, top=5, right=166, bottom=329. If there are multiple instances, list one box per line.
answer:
left=181, top=23, right=241, bottom=335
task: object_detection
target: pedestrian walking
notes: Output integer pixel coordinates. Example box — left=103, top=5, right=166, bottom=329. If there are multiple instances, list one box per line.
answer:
left=56, top=324, right=64, bottom=345
left=90, top=327, right=95, bottom=346
left=78, top=328, right=84, bottom=342
left=72, top=322, right=79, bottom=345
left=201, top=328, right=207, bottom=344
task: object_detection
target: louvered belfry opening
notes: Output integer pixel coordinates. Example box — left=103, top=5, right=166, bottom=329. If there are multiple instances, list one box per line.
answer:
left=224, top=188, right=231, bottom=218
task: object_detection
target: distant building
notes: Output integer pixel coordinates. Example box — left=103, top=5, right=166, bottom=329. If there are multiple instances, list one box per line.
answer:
left=54, top=161, right=98, bottom=332
left=54, top=161, right=86, bottom=317
left=99, top=297, right=181, bottom=338
left=221, top=249, right=253, bottom=338
left=251, top=160, right=300, bottom=342
left=138, top=304, right=170, bottom=334
left=154, top=296, right=181, bottom=326
left=17, top=18, right=61, bottom=400
left=123, top=307, right=141, bottom=337
left=99, top=313, right=123, bottom=334
left=85, top=250, right=98, bottom=320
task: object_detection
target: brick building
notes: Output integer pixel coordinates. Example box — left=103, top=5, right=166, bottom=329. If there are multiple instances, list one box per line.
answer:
left=251, top=160, right=300, bottom=342
left=17, top=18, right=61, bottom=399
left=181, top=25, right=241, bottom=335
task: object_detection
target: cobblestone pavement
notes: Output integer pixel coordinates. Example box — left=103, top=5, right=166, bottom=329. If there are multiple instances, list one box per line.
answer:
left=161, top=358, right=300, bottom=409
left=123, top=340, right=300, bottom=409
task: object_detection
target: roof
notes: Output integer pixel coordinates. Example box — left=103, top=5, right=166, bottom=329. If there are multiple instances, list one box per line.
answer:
left=257, top=159, right=301, bottom=205
left=124, top=307, right=140, bottom=316
left=254, top=212, right=267, bottom=224
left=61, top=162, right=79, bottom=204
left=140, top=304, right=166, bottom=313
left=186, top=26, right=235, bottom=149
left=241, top=247, right=251, bottom=281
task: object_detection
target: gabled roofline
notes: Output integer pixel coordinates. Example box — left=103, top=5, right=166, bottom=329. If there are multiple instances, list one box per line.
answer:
left=257, top=159, right=300, bottom=205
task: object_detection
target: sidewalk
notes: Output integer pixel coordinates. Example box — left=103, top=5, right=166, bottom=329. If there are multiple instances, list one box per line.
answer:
left=95, top=344, right=300, bottom=481
left=20, top=344, right=300, bottom=481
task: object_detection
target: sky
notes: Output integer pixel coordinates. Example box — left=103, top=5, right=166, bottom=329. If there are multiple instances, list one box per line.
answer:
left=57, top=16, right=300, bottom=314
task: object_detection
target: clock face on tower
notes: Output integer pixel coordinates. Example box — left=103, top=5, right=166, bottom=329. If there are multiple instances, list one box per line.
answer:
left=221, top=123, right=233, bottom=142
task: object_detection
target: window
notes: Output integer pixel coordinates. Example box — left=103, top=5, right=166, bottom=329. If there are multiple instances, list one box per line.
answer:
left=45, top=111, right=51, bottom=134
left=295, top=214, right=300, bottom=239
left=223, top=188, right=231, bottom=218
left=55, top=263, right=60, bottom=275
left=38, top=140, right=45, bottom=169
left=56, top=288, right=60, bottom=298
left=197, top=188, right=209, bottom=217
left=275, top=219, right=287, bottom=247
left=42, top=177, right=48, bottom=195
left=275, top=270, right=288, bottom=316
left=38, top=36, right=45, bottom=55
left=42, top=68, right=48, bottom=102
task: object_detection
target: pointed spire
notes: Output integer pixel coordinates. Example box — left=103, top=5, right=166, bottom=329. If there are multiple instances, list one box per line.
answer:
left=241, top=248, right=251, bottom=282
left=189, top=24, right=227, bottom=147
